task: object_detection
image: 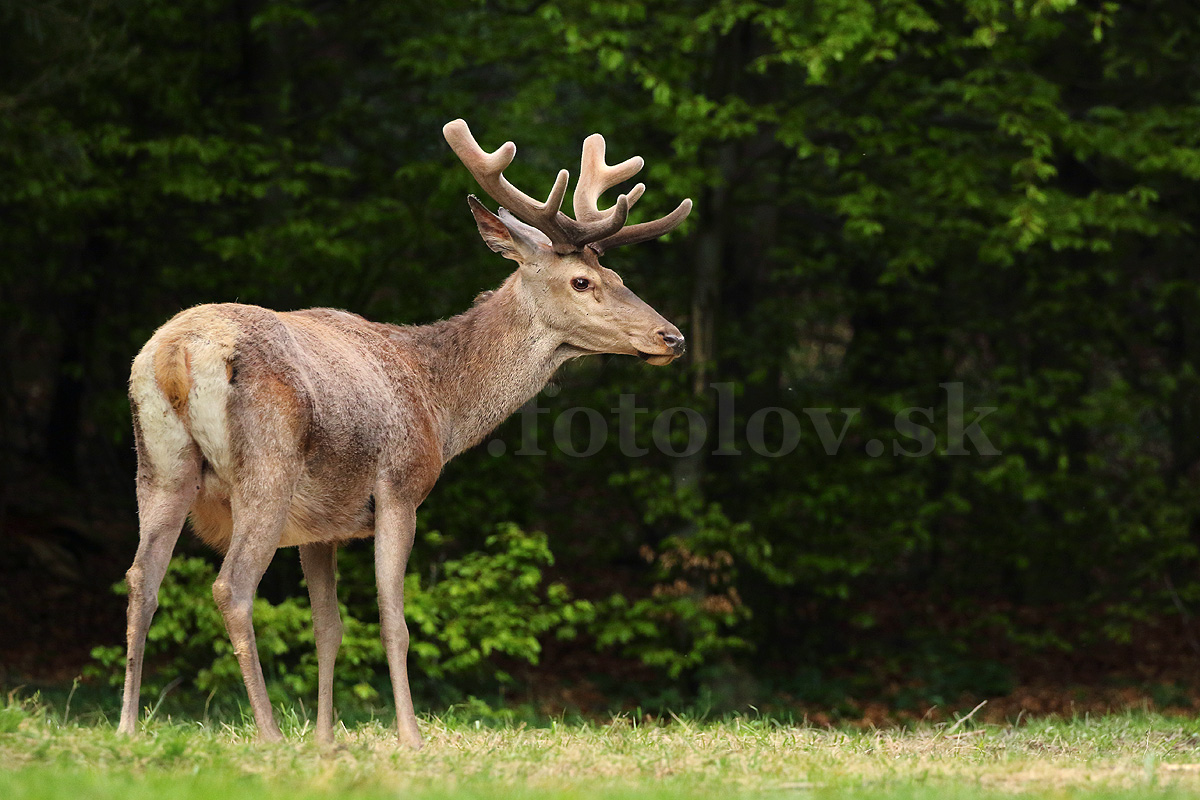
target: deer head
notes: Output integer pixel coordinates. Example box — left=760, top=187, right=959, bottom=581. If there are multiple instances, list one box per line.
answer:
left=444, top=119, right=691, bottom=366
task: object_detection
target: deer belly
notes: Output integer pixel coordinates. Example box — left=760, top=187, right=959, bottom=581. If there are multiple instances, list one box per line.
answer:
left=188, top=480, right=374, bottom=552
left=277, top=483, right=376, bottom=547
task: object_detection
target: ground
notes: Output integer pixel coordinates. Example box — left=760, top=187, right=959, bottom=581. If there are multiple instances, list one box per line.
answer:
left=5, top=696, right=1200, bottom=799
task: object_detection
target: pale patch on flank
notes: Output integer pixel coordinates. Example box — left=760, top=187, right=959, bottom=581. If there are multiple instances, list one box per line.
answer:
left=185, top=320, right=239, bottom=483
left=130, top=346, right=192, bottom=479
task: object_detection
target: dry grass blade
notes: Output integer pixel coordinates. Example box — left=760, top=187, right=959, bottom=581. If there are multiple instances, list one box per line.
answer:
left=943, top=699, right=988, bottom=737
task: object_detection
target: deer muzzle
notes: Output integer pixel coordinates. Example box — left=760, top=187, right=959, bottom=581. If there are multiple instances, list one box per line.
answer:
left=637, top=325, right=685, bottom=366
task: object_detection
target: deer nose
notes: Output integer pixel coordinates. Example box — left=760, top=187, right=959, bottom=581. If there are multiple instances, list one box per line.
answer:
left=658, top=330, right=686, bottom=355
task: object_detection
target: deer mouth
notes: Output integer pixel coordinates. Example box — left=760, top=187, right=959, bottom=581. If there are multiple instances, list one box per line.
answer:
left=637, top=350, right=677, bottom=366
left=558, top=343, right=677, bottom=365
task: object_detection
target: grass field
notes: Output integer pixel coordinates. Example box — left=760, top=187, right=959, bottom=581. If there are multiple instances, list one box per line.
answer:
left=5, top=696, right=1200, bottom=799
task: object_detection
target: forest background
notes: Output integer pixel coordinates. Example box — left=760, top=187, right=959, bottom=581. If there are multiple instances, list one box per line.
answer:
left=4, top=0, right=1200, bottom=723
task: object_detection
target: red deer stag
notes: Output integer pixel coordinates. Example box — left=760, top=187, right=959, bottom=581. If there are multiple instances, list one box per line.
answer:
left=117, top=119, right=692, bottom=747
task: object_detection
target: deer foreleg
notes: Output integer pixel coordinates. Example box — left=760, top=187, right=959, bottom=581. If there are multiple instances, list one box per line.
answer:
left=374, top=492, right=422, bottom=749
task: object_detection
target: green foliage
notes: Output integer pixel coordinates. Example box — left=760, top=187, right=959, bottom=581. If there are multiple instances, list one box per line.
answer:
left=90, top=526, right=590, bottom=700
left=11, top=0, right=1200, bottom=704
left=90, top=523, right=742, bottom=701
left=90, top=556, right=326, bottom=700
left=593, top=471, right=751, bottom=676
left=403, top=524, right=594, bottom=681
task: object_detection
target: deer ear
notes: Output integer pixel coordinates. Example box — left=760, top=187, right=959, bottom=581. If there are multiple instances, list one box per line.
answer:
left=467, top=196, right=544, bottom=261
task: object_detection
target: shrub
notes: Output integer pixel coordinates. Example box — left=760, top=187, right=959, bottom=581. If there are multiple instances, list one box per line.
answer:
left=90, top=521, right=745, bottom=706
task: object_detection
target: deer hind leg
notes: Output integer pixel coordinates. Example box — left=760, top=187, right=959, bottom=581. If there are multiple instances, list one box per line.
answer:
left=298, top=541, right=342, bottom=746
left=118, top=406, right=201, bottom=735
left=374, top=490, right=422, bottom=749
left=212, top=474, right=294, bottom=743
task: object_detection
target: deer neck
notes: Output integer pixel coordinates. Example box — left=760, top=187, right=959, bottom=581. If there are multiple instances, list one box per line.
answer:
left=411, top=272, right=566, bottom=461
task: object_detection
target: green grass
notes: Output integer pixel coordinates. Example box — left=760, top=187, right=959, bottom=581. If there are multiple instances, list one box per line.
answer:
left=5, top=696, right=1200, bottom=798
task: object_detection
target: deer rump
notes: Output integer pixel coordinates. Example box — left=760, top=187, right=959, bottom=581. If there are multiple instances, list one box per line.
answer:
left=130, top=302, right=436, bottom=554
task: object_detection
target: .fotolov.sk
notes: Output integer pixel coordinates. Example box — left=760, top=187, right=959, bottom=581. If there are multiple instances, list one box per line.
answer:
left=491, top=382, right=1000, bottom=459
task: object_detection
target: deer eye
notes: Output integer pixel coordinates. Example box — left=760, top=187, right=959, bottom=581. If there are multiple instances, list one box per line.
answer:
left=571, top=277, right=591, bottom=292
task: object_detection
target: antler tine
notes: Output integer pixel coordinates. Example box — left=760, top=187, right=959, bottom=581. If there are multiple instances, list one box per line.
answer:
left=574, top=133, right=645, bottom=224
left=444, top=119, right=577, bottom=251
left=590, top=198, right=693, bottom=255
left=445, top=120, right=692, bottom=254
left=574, top=132, right=692, bottom=254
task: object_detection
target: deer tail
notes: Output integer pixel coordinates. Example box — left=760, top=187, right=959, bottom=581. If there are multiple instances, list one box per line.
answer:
left=153, top=335, right=193, bottom=422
